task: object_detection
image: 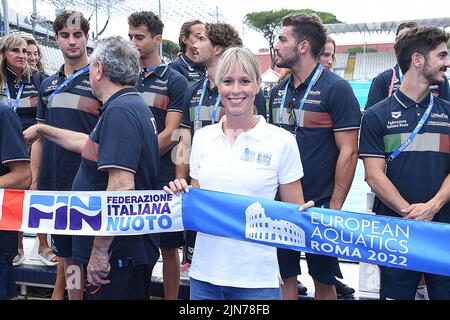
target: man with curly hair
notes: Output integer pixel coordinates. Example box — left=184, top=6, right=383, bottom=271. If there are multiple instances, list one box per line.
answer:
left=180, top=21, right=268, bottom=134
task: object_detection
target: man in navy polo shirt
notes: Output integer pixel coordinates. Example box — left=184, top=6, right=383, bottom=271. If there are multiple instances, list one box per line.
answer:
left=168, top=19, right=205, bottom=273
left=31, top=10, right=101, bottom=300
left=365, top=22, right=450, bottom=109
left=128, top=11, right=188, bottom=300
left=24, top=36, right=160, bottom=300
left=269, top=13, right=361, bottom=300
left=359, top=26, right=450, bottom=300
left=180, top=22, right=267, bottom=137
left=170, top=19, right=206, bottom=84
left=0, top=106, right=31, bottom=299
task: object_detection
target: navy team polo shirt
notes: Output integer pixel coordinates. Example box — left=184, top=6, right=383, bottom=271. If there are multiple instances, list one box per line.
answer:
left=365, top=64, right=450, bottom=109
left=37, top=64, right=101, bottom=191
left=71, top=87, right=160, bottom=267
left=359, top=89, right=450, bottom=222
left=180, top=79, right=268, bottom=136
left=169, top=53, right=206, bottom=84
left=269, top=63, right=361, bottom=205
left=136, top=64, right=188, bottom=182
left=0, top=68, right=45, bottom=130
left=0, top=105, right=30, bottom=257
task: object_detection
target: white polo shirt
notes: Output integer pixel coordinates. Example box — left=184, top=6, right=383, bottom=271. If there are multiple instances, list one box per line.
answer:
left=189, top=115, right=304, bottom=288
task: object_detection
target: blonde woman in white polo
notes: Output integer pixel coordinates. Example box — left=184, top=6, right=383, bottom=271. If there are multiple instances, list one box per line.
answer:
left=165, top=47, right=313, bottom=300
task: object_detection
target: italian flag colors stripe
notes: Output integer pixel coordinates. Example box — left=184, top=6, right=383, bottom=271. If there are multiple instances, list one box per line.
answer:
left=384, top=132, right=450, bottom=153
left=273, top=108, right=333, bottom=128
left=0, top=189, right=24, bottom=231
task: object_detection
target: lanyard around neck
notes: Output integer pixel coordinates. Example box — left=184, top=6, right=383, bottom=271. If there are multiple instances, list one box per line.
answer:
left=141, top=63, right=166, bottom=73
left=278, top=64, right=323, bottom=131
left=180, top=55, right=194, bottom=72
left=388, top=92, right=434, bottom=162
left=398, top=67, right=404, bottom=83
left=195, top=77, right=221, bottom=130
left=5, top=82, right=25, bottom=112
left=389, top=66, right=404, bottom=97
left=48, top=66, right=90, bottom=103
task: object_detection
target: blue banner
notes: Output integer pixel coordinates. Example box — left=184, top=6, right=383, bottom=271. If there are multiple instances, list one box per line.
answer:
left=183, top=188, right=450, bottom=277
left=2, top=187, right=450, bottom=277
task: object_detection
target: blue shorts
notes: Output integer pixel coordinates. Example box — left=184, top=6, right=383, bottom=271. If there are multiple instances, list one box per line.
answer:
left=190, top=277, right=282, bottom=300
left=380, top=266, right=450, bottom=300
left=0, top=254, right=16, bottom=300
left=51, top=234, right=72, bottom=258
left=85, top=264, right=153, bottom=300
left=277, top=248, right=342, bottom=285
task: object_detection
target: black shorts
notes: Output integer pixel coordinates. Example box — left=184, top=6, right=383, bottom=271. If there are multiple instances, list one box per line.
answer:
left=85, top=264, right=153, bottom=300
left=277, top=248, right=301, bottom=279
left=51, top=234, right=72, bottom=258
left=158, top=180, right=185, bottom=249
left=305, top=252, right=342, bottom=285
left=380, top=266, right=450, bottom=300
left=277, top=249, right=342, bottom=285
left=159, top=231, right=185, bottom=249
left=0, top=254, right=16, bottom=300
left=184, top=230, right=197, bottom=263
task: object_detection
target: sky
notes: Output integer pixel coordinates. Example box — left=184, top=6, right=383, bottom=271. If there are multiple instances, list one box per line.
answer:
left=8, top=0, right=450, bottom=51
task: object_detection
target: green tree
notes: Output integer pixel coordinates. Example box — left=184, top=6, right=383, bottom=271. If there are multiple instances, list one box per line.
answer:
left=245, top=9, right=341, bottom=68
left=162, top=39, right=180, bottom=62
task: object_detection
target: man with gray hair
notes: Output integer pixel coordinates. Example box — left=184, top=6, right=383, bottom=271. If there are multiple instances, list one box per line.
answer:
left=24, top=36, right=161, bottom=300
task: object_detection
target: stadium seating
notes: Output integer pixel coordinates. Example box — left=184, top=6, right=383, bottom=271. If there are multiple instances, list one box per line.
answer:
left=353, top=51, right=396, bottom=80
left=334, top=53, right=349, bottom=70
left=39, top=44, right=64, bottom=74
left=333, top=53, right=348, bottom=78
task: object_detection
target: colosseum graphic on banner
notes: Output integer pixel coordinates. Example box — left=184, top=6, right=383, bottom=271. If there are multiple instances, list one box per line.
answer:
left=182, top=189, right=450, bottom=277
left=1, top=188, right=450, bottom=277
left=245, top=202, right=306, bottom=248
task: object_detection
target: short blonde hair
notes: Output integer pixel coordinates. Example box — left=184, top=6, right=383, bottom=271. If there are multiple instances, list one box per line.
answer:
left=215, top=46, right=261, bottom=87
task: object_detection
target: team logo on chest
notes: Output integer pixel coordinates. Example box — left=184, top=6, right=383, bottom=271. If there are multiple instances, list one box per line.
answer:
left=391, top=111, right=402, bottom=119
left=387, top=111, right=408, bottom=129
left=277, top=89, right=286, bottom=97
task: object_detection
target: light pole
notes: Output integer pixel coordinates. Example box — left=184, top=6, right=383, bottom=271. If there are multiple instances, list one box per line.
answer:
left=32, top=0, right=37, bottom=36
left=95, top=0, right=98, bottom=39
left=159, top=0, right=162, bottom=57
left=1, top=0, right=9, bottom=35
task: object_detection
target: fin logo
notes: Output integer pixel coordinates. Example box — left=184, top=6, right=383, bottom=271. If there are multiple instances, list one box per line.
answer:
left=28, top=195, right=102, bottom=231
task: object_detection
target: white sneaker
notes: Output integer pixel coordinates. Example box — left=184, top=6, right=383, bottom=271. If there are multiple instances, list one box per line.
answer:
left=416, top=285, right=429, bottom=300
